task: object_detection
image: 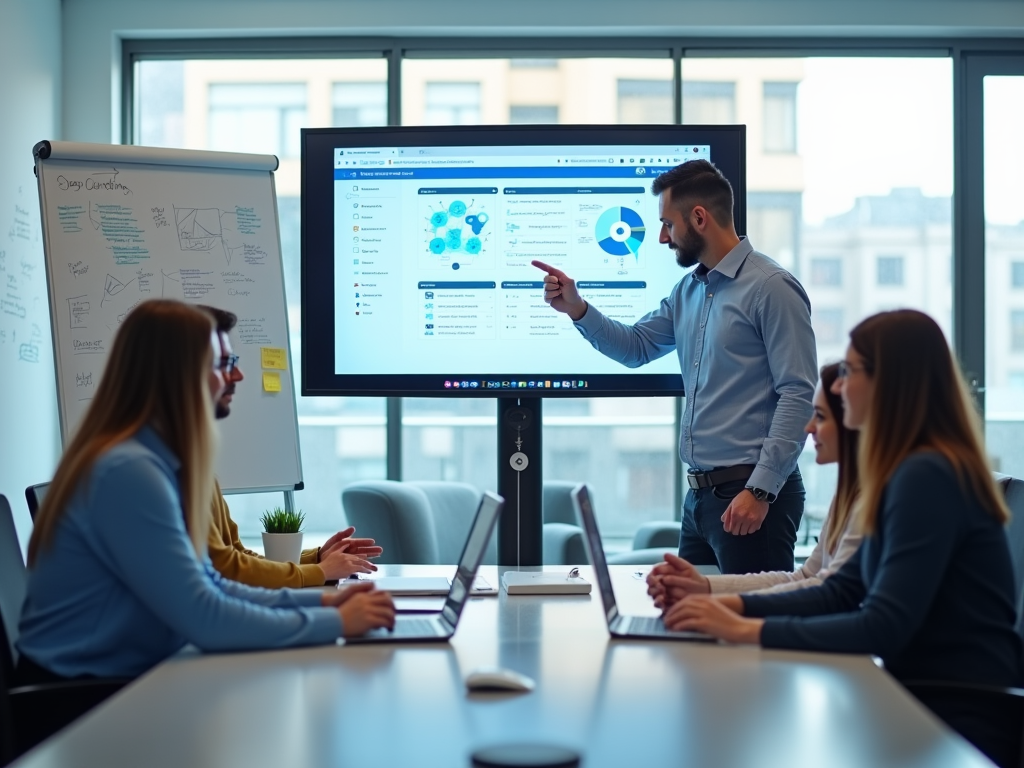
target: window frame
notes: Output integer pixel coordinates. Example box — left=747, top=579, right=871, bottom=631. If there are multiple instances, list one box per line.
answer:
left=121, top=35, right=1024, bottom=525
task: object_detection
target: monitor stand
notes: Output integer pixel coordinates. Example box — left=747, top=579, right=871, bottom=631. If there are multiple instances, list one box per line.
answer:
left=496, top=397, right=543, bottom=566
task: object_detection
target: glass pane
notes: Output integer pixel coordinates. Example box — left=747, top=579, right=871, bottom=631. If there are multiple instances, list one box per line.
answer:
left=135, top=58, right=389, bottom=541
left=983, top=75, right=1024, bottom=477
left=332, top=82, right=388, bottom=127
left=681, top=81, right=735, bottom=124
left=402, top=58, right=674, bottom=126
left=401, top=56, right=675, bottom=546
left=683, top=57, right=953, bottom=538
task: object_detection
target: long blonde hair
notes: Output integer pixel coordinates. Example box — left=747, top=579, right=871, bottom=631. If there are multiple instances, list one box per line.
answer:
left=29, top=300, right=218, bottom=565
left=849, top=310, right=1008, bottom=535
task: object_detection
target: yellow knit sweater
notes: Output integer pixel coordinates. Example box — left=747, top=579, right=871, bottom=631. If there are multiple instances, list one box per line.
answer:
left=207, top=483, right=326, bottom=588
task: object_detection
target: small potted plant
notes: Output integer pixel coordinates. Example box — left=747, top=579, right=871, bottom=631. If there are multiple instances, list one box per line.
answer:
left=260, top=507, right=305, bottom=564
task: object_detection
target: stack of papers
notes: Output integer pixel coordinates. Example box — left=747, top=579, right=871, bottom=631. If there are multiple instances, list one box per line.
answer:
left=501, top=571, right=592, bottom=595
left=354, top=575, right=497, bottom=596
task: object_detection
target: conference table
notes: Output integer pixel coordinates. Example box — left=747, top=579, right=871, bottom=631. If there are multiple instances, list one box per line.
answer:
left=12, top=565, right=992, bottom=768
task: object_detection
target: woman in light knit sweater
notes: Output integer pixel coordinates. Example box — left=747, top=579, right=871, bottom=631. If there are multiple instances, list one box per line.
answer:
left=647, top=362, right=861, bottom=607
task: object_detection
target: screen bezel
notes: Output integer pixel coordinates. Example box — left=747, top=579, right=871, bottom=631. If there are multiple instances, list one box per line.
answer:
left=301, top=124, right=746, bottom=398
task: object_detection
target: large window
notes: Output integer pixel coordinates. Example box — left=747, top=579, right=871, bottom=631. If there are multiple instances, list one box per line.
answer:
left=682, top=56, right=953, bottom=523
left=983, top=73, right=1024, bottom=476
left=332, top=82, right=388, bottom=127
left=402, top=58, right=674, bottom=127
left=135, top=58, right=389, bottom=539
left=132, top=48, right=963, bottom=548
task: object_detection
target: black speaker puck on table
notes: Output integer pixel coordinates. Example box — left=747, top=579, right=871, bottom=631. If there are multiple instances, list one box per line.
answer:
left=471, top=744, right=581, bottom=768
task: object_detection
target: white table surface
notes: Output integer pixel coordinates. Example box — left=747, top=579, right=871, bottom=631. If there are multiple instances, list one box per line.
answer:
left=12, top=565, right=991, bottom=768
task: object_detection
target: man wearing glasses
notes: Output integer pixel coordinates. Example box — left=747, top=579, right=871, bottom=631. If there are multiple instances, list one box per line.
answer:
left=533, top=160, right=816, bottom=574
left=200, top=306, right=383, bottom=587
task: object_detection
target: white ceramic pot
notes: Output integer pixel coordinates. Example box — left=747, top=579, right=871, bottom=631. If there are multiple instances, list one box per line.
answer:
left=262, top=531, right=303, bottom=564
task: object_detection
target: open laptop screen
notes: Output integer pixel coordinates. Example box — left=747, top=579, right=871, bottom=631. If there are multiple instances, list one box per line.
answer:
left=441, top=491, right=503, bottom=627
left=571, top=484, right=620, bottom=625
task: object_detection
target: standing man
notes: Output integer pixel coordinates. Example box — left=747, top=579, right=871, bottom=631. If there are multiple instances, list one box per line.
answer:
left=533, top=160, right=816, bottom=574
left=200, top=305, right=383, bottom=587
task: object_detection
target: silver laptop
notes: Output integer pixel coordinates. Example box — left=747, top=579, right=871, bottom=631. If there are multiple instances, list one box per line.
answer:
left=345, top=491, right=503, bottom=643
left=572, top=484, right=715, bottom=642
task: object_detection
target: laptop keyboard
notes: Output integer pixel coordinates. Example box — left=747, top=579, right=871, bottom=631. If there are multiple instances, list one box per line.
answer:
left=628, top=616, right=669, bottom=635
left=393, top=618, right=443, bottom=637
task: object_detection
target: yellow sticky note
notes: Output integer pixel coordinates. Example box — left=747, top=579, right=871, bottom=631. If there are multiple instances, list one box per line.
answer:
left=261, top=347, right=288, bottom=370
left=262, top=372, right=282, bottom=393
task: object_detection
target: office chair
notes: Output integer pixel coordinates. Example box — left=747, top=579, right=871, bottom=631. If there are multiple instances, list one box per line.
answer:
left=341, top=481, right=497, bottom=564
left=902, top=475, right=1024, bottom=768
left=24, top=483, right=48, bottom=522
left=0, top=494, right=129, bottom=764
left=341, top=480, right=587, bottom=565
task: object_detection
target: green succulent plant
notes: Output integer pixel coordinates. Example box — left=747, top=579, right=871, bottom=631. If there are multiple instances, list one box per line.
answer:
left=259, top=507, right=305, bottom=534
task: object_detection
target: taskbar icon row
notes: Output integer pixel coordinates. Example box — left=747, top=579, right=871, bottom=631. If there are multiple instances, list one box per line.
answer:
left=443, top=379, right=588, bottom=391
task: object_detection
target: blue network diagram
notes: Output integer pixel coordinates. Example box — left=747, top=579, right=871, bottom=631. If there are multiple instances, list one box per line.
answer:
left=424, top=198, right=491, bottom=270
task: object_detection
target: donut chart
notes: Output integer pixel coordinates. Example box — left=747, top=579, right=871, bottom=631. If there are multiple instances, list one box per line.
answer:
left=596, top=207, right=645, bottom=258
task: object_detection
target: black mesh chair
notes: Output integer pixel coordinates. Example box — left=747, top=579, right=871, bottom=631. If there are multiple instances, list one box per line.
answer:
left=0, top=493, right=129, bottom=765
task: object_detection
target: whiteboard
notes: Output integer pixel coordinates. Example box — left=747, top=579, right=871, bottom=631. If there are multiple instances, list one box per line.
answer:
left=34, top=141, right=302, bottom=493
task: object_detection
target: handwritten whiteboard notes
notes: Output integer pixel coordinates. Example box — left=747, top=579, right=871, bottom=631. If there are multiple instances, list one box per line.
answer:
left=36, top=143, right=300, bottom=491
left=1, top=184, right=47, bottom=366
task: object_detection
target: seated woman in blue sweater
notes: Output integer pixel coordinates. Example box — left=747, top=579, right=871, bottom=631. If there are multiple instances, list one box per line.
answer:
left=664, top=309, right=1023, bottom=765
left=16, top=299, right=395, bottom=684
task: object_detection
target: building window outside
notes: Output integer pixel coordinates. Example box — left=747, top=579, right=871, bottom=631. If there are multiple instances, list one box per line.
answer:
left=763, top=82, right=798, bottom=153
left=746, top=197, right=799, bottom=270
left=208, top=83, right=306, bottom=158
left=810, top=257, right=843, bottom=287
left=509, top=59, right=558, bottom=68
left=424, top=82, right=481, bottom=125
left=1012, top=261, right=1024, bottom=288
left=617, top=79, right=673, bottom=124
left=877, top=256, right=905, bottom=286
left=813, top=308, right=845, bottom=344
left=1009, top=372, right=1024, bottom=390
left=509, top=105, right=559, bottom=124
left=681, top=81, right=735, bottom=124
left=332, top=82, right=387, bottom=127
left=1013, top=311, right=1024, bottom=352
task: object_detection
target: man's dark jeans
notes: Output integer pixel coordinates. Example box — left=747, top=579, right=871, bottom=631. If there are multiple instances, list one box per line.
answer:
left=678, top=469, right=805, bottom=575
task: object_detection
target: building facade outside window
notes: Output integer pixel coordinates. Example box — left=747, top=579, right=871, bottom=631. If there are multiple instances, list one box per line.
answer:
left=1012, top=260, right=1024, bottom=288
left=810, top=257, right=843, bottom=286
left=681, top=81, right=735, bottom=124
left=332, top=82, right=388, bottom=127
left=424, top=82, right=482, bottom=125
left=208, top=83, right=306, bottom=158
left=763, top=81, right=798, bottom=153
left=1012, top=310, right=1024, bottom=351
left=812, top=307, right=845, bottom=344
left=509, top=105, right=559, bottom=124
left=617, top=79, right=673, bottom=123
left=877, top=255, right=905, bottom=286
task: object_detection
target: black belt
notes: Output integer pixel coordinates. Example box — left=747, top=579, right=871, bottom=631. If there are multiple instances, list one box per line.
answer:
left=686, top=464, right=756, bottom=490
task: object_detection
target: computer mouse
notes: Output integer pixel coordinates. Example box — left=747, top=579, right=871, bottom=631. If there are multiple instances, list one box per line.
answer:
left=465, top=666, right=535, bottom=693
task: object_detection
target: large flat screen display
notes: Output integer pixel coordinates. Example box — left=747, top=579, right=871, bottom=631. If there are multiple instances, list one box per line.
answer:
left=302, top=125, right=746, bottom=397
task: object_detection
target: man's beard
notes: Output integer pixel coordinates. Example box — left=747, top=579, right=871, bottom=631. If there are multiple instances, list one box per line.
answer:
left=673, top=227, right=706, bottom=269
left=215, top=386, right=234, bottom=420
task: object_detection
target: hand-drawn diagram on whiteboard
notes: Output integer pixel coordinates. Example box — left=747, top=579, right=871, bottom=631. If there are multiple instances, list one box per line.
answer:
left=174, top=206, right=247, bottom=265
